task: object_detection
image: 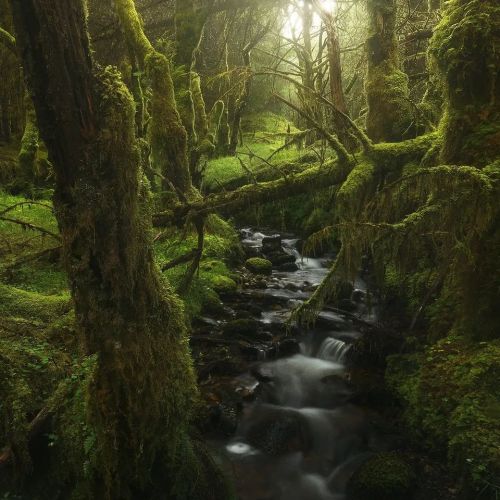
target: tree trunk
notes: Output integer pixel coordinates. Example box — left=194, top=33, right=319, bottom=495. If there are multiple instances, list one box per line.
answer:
left=0, top=1, right=23, bottom=142
left=174, top=0, right=210, bottom=159
left=429, top=0, right=499, bottom=166
left=365, top=0, right=414, bottom=142
left=113, top=0, right=194, bottom=196
left=9, top=1, right=221, bottom=497
left=323, top=10, right=356, bottom=150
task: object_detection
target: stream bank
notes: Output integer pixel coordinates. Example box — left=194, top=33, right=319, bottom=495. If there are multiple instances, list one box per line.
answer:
left=192, top=228, right=458, bottom=500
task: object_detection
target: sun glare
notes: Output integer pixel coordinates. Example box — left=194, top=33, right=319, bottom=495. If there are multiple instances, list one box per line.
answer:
left=318, top=0, right=336, bottom=13
left=282, top=1, right=337, bottom=37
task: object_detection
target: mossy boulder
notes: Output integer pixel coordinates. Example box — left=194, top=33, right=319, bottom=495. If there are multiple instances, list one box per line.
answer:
left=245, top=257, right=272, bottom=275
left=201, top=289, right=224, bottom=315
left=347, top=452, right=416, bottom=500
left=208, top=275, right=237, bottom=296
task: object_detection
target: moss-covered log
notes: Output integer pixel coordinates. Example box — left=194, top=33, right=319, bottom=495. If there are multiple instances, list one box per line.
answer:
left=9, top=1, right=227, bottom=498
left=153, top=134, right=436, bottom=226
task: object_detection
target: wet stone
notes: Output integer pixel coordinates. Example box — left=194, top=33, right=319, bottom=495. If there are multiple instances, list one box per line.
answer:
left=277, top=338, right=301, bottom=357
left=262, top=234, right=282, bottom=253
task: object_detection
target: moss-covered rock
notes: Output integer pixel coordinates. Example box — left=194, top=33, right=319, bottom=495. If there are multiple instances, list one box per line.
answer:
left=245, top=257, right=272, bottom=275
left=347, top=452, right=416, bottom=500
left=209, top=275, right=237, bottom=296
left=201, top=288, right=224, bottom=315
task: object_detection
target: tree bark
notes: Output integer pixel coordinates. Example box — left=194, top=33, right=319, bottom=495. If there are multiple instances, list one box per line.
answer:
left=322, top=9, right=357, bottom=150
left=113, top=0, right=194, bottom=196
left=429, top=0, right=499, bottom=166
left=365, top=0, right=414, bottom=142
left=9, top=1, right=208, bottom=497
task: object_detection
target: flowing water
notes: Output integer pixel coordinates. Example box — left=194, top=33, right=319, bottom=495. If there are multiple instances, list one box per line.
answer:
left=221, top=229, right=381, bottom=500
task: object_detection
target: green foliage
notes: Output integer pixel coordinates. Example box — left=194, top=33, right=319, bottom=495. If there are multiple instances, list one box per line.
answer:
left=386, top=334, right=500, bottom=492
left=155, top=217, right=241, bottom=316
left=203, top=111, right=305, bottom=191
left=0, top=284, right=75, bottom=480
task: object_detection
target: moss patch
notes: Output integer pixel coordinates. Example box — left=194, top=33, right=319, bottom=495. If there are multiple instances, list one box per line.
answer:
left=386, top=334, right=500, bottom=492
left=347, top=452, right=416, bottom=500
left=245, top=257, right=272, bottom=275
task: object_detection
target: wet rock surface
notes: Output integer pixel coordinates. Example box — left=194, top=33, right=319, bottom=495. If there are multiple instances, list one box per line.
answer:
left=191, top=228, right=457, bottom=500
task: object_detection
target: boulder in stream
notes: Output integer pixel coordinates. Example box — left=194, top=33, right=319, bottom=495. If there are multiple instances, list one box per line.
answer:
left=262, top=234, right=282, bottom=253
left=222, top=318, right=262, bottom=339
left=245, top=257, right=273, bottom=275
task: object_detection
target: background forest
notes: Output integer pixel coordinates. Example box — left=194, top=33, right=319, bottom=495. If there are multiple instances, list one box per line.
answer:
left=0, top=0, right=499, bottom=499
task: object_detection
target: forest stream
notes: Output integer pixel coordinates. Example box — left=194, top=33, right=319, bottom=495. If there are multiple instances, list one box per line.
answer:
left=198, top=228, right=387, bottom=500
left=1, top=0, right=498, bottom=497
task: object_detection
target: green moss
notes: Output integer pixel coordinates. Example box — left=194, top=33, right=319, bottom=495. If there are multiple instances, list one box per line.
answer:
left=245, top=257, right=272, bottom=275
left=208, top=275, right=237, bottom=295
left=0, top=283, right=71, bottom=323
left=201, top=288, right=224, bottom=314
left=365, top=63, right=414, bottom=142
left=386, top=335, right=500, bottom=491
left=429, top=0, right=500, bottom=165
left=365, top=0, right=414, bottom=142
left=347, top=452, right=416, bottom=500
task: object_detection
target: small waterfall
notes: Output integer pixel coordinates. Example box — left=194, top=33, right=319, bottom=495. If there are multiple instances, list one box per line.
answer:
left=317, top=337, right=350, bottom=363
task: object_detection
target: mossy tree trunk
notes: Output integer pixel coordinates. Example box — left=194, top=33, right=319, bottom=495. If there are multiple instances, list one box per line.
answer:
left=9, top=1, right=220, bottom=498
left=0, top=2, right=23, bottom=143
left=365, top=0, right=414, bottom=142
left=113, top=0, right=194, bottom=196
left=174, top=0, right=209, bottom=149
left=16, top=95, right=38, bottom=189
left=296, top=1, right=319, bottom=146
left=430, top=0, right=500, bottom=338
left=429, top=0, right=500, bottom=166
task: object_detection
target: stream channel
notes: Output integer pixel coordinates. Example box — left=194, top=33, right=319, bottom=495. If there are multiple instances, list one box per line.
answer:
left=199, top=228, right=388, bottom=500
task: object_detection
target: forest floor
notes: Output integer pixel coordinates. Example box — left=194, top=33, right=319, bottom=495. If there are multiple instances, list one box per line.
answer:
left=1, top=111, right=498, bottom=499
